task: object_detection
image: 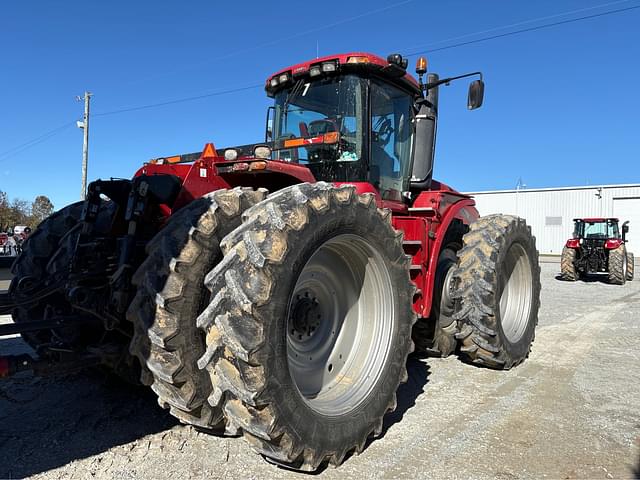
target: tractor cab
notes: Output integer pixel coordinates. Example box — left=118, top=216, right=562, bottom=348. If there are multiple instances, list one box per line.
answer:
left=265, top=52, right=484, bottom=202
left=570, top=218, right=625, bottom=245
left=562, top=217, right=634, bottom=283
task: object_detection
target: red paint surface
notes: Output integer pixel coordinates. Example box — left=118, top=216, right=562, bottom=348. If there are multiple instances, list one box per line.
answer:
left=134, top=147, right=478, bottom=319
left=267, top=52, right=420, bottom=92
left=576, top=217, right=619, bottom=223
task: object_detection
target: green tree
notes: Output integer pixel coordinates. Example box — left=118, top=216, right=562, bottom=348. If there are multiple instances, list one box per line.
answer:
left=31, top=195, right=54, bottom=225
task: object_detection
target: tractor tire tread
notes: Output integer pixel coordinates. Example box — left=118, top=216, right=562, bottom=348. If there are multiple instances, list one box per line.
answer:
left=626, top=251, right=634, bottom=281
left=127, top=187, right=266, bottom=430
left=608, top=245, right=627, bottom=285
left=452, top=215, right=541, bottom=370
left=9, top=202, right=84, bottom=349
left=560, top=246, right=578, bottom=281
left=197, top=183, right=416, bottom=471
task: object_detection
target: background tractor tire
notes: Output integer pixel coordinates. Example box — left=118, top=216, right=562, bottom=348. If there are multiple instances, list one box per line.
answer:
left=412, top=220, right=468, bottom=356
left=625, top=251, right=634, bottom=281
left=560, top=246, right=578, bottom=281
left=9, top=202, right=84, bottom=350
left=608, top=245, right=627, bottom=285
left=127, top=188, right=266, bottom=430
left=197, top=183, right=416, bottom=471
left=453, top=215, right=540, bottom=370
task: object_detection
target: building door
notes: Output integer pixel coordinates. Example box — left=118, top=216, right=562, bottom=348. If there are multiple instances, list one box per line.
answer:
left=613, top=197, right=640, bottom=260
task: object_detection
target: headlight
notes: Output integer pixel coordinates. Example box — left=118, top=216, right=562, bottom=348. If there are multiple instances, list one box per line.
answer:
left=278, top=73, right=290, bottom=84
left=253, top=145, right=271, bottom=159
left=321, top=61, right=337, bottom=73
left=224, top=149, right=239, bottom=161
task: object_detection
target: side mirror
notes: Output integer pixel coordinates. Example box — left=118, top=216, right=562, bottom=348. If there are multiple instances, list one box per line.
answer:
left=467, top=79, right=484, bottom=110
left=265, top=106, right=275, bottom=142
left=622, top=221, right=629, bottom=240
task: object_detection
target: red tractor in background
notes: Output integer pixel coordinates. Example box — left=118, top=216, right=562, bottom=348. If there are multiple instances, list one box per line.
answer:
left=0, top=52, right=541, bottom=470
left=561, top=217, right=634, bottom=284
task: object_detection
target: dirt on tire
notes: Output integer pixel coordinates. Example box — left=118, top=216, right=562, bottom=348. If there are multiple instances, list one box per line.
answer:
left=453, top=214, right=541, bottom=370
left=9, top=202, right=84, bottom=349
left=127, top=187, right=266, bottom=430
left=625, top=251, right=634, bottom=281
left=196, top=182, right=416, bottom=471
left=608, top=245, right=627, bottom=285
left=560, top=246, right=578, bottom=281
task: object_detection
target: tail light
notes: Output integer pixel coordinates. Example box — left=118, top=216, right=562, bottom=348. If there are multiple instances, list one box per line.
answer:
left=565, top=239, right=580, bottom=248
left=604, top=239, right=623, bottom=249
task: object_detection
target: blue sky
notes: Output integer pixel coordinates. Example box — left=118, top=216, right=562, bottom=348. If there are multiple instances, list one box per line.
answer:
left=1, top=0, right=639, bottom=209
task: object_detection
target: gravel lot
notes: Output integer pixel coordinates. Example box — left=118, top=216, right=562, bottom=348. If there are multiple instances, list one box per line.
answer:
left=1, top=263, right=639, bottom=479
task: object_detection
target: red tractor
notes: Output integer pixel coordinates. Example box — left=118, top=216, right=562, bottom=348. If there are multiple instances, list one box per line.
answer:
left=561, top=217, right=634, bottom=284
left=0, top=52, right=541, bottom=470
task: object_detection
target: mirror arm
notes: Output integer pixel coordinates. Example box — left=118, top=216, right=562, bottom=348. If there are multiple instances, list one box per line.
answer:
left=425, top=71, right=483, bottom=91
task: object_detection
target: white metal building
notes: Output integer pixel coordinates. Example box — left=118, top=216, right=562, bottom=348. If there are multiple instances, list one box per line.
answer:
left=466, top=184, right=640, bottom=256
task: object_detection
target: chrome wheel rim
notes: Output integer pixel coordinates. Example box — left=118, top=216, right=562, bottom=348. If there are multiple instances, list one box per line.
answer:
left=286, top=234, right=395, bottom=416
left=499, top=243, right=533, bottom=343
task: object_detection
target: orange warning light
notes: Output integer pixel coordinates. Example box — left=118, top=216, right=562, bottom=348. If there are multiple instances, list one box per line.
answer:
left=416, top=57, right=427, bottom=75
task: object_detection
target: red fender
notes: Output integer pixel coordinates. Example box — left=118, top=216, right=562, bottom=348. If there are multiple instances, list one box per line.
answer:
left=421, top=199, right=479, bottom=318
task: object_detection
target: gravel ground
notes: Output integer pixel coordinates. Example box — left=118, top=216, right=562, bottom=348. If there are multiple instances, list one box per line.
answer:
left=1, top=263, right=639, bottom=479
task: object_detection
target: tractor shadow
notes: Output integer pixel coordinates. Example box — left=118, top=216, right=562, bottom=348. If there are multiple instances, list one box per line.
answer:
left=0, top=338, right=178, bottom=479
left=554, top=273, right=612, bottom=284
left=331, top=356, right=430, bottom=471
left=382, top=356, right=431, bottom=435
left=365, top=356, right=430, bottom=440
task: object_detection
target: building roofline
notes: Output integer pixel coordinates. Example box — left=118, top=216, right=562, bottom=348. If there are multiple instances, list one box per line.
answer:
left=465, top=183, right=640, bottom=195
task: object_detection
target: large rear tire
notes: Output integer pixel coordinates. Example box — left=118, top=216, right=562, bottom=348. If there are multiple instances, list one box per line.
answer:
left=453, top=215, right=540, bottom=369
left=608, top=245, right=627, bottom=285
left=9, top=202, right=84, bottom=350
left=196, top=183, right=416, bottom=471
left=560, top=246, right=578, bottom=281
left=626, top=251, right=634, bottom=281
left=127, top=188, right=266, bottom=429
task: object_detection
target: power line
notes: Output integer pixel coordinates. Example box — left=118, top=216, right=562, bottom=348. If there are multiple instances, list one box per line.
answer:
left=93, top=83, right=262, bottom=117
left=0, top=122, right=75, bottom=163
left=94, top=2, right=640, bottom=117
left=209, top=0, right=415, bottom=62
left=2, top=1, right=637, bottom=162
left=0, top=121, right=75, bottom=160
left=124, top=0, right=415, bottom=87
left=405, top=4, right=640, bottom=57
left=401, top=0, right=635, bottom=55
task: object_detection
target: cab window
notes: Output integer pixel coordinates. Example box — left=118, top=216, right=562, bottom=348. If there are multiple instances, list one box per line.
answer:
left=370, top=81, right=414, bottom=201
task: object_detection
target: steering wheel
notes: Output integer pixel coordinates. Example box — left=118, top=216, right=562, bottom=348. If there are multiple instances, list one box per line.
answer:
left=375, top=116, right=393, bottom=146
left=308, top=119, right=338, bottom=136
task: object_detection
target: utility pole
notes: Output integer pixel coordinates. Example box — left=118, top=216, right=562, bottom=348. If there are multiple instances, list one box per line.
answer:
left=77, top=92, right=92, bottom=200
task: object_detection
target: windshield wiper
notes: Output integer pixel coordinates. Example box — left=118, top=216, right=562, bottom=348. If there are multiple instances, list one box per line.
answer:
left=283, top=79, right=305, bottom=116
